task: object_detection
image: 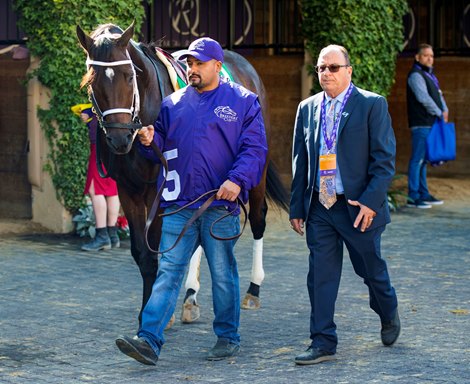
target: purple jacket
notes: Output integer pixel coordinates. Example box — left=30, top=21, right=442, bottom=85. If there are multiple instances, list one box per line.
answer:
left=139, top=79, right=268, bottom=210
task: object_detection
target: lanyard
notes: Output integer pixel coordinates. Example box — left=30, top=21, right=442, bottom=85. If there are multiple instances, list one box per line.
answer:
left=413, top=64, right=440, bottom=90
left=320, top=83, right=354, bottom=151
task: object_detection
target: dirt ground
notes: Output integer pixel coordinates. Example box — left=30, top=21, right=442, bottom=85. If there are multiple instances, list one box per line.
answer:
left=0, top=176, right=469, bottom=236
left=390, top=175, right=470, bottom=209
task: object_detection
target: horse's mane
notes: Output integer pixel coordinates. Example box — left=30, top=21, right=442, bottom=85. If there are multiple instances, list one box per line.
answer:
left=88, top=23, right=126, bottom=57
left=140, top=42, right=159, bottom=62
left=90, top=23, right=124, bottom=38
left=80, top=67, right=94, bottom=89
left=80, top=24, right=165, bottom=89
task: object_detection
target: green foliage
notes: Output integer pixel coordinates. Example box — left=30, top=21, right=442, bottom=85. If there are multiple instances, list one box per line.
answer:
left=387, top=174, right=407, bottom=211
left=299, top=0, right=408, bottom=97
left=72, top=204, right=96, bottom=238
left=72, top=204, right=130, bottom=240
left=14, top=0, right=146, bottom=212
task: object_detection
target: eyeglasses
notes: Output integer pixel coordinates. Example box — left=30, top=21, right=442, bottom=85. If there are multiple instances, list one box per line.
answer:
left=314, top=64, right=349, bottom=73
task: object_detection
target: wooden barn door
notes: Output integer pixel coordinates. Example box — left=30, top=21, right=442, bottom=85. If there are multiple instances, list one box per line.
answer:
left=0, top=54, right=31, bottom=218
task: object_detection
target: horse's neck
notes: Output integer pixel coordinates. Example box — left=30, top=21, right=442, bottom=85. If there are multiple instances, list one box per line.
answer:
left=129, top=42, right=174, bottom=125
left=126, top=42, right=161, bottom=125
left=129, top=39, right=141, bottom=52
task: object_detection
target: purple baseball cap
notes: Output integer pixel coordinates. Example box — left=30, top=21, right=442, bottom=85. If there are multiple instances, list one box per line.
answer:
left=178, top=37, right=224, bottom=63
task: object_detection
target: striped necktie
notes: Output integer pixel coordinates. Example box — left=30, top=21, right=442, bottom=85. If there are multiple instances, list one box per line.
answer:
left=319, top=99, right=337, bottom=209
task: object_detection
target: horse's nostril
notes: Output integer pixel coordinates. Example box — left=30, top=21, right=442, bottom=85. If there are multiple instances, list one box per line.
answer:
left=104, top=132, right=134, bottom=155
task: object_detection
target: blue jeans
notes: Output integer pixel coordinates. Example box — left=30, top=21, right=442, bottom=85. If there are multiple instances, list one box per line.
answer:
left=138, top=206, right=241, bottom=355
left=408, top=127, right=432, bottom=200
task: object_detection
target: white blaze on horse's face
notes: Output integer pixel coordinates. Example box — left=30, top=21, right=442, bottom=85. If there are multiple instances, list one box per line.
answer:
left=105, top=67, right=115, bottom=81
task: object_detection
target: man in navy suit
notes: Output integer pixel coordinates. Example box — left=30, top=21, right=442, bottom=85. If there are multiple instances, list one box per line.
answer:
left=290, top=45, right=400, bottom=365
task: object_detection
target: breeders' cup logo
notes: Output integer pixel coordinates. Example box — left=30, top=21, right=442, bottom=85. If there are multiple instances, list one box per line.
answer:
left=214, top=106, right=238, bottom=122
left=192, top=40, right=205, bottom=52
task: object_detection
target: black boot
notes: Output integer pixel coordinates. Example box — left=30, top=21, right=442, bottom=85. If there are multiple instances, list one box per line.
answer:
left=107, top=226, right=120, bottom=248
left=81, top=227, right=111, bottom=251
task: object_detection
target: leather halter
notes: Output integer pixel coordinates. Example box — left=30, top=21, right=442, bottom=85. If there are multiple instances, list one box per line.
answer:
left=86, top=51, right=142, bottom=135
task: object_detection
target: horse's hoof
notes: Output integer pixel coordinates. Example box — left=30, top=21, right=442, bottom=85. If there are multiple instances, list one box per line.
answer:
left=165, top=314, right=176, bottom=330
left=241, top=293, right=261, bottom=310
left=181, top=299, right=200, bottom=323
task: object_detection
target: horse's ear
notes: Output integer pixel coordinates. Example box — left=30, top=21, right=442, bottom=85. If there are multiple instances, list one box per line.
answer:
left=76, top=25, right=93, bottom=53
left=118, top=21, right=135, bottom=48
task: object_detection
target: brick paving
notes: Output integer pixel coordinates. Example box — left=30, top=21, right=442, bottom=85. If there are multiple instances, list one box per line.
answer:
left=0, top=203, right=469, bottom=383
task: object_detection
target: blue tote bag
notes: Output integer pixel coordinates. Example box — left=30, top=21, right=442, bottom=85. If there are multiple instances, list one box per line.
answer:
left=426, top=118, right=456, bottom=164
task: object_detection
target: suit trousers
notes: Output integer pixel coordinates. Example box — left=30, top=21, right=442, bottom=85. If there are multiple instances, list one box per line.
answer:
left=305, top=194, right=398, bottom=353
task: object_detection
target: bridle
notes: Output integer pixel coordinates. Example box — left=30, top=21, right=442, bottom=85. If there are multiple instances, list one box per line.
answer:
left=86, top=50, right=142, bottom=138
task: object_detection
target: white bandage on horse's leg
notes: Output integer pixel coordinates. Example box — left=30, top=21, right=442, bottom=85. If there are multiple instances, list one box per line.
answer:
left=185, top=245, right=203, bottom=293
left=251, top=238, right=265, bottom=286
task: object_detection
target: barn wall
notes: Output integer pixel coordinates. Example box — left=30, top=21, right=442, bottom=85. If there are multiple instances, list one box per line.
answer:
left=249, top=54, right=304, bottom=185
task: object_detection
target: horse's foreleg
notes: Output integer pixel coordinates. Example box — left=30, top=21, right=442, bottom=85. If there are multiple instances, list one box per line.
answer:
left=124, top=201, right=161, bottom=329
left=242, top=186, right=268, bottom=310
left=181, top=245, right=202, bottom=323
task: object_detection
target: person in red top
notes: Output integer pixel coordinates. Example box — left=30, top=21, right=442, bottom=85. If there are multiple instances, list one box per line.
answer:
left=72, top=104, right=121, bottom=251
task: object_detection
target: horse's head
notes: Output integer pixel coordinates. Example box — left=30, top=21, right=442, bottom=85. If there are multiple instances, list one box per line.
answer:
left=77, top=22, right=141, bottom=155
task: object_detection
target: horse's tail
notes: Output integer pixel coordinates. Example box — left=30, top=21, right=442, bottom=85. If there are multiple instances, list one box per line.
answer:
left=265, top=160, right=290, bottom=213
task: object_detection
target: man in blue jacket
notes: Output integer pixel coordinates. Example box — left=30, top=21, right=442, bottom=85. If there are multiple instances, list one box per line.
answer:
left=290, top=45, right=400, bottom=365
left=116, top=37, right=267, bottom=365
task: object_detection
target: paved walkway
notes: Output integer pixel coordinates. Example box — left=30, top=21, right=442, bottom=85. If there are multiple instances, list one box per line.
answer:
left=1, top=201, right=469, bottom=383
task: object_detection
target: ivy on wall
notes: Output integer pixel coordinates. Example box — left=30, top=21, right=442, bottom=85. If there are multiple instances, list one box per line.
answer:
left=14, top=0, right=146, bottom=212
left=299, top=0, right=408, bottom=97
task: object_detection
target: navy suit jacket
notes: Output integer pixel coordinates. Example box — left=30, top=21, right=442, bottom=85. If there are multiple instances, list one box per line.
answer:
left=290, top=85, right=396, bottom=230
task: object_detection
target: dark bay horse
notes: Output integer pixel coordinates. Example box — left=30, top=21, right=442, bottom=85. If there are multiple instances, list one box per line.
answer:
left=76, top=22, right=289, bottom=327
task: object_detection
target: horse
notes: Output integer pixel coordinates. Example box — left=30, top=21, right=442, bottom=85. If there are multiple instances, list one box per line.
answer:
left=76, top=22, right=289, bottom=327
